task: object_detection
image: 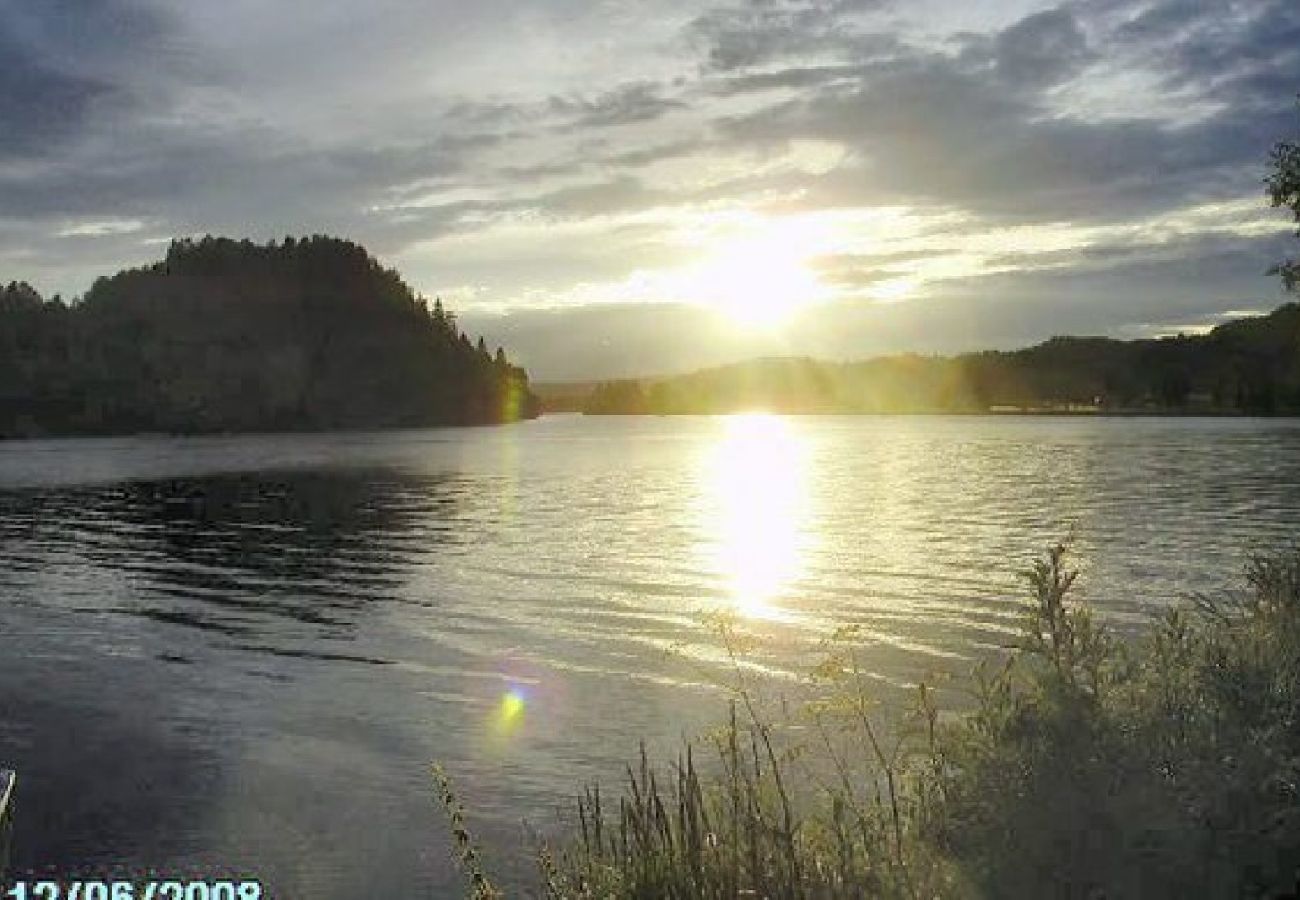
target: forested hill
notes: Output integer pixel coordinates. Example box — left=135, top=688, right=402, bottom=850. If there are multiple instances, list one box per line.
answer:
left=584, top=302, right=1300, bottom=416
left=0, top=236, right=540, bottom=437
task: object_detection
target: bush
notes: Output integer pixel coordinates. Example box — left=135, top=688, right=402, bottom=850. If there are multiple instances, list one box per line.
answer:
left=435, top=544, right=1300, bottom=898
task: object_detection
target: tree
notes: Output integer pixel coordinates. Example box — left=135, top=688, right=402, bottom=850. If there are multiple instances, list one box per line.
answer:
left=0, top=236, right=541, bottom=436
left=1267, top=102, right=1300, bottom=291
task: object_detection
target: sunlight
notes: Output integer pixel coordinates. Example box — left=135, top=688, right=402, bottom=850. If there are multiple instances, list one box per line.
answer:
left=700, top=413, right=812, bottom=620
left=494, top=687, right=527, bottom=735
left=868, top=276, right=918, bottom=303
left=682, top=216, right=835, bottom=331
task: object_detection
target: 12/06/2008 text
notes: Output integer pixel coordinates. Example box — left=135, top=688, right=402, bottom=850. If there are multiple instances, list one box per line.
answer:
left=4, top=882, right=263, bottom=900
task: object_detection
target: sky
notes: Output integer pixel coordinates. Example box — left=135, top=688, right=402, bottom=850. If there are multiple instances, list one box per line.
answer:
left=2, top=0, right=1298, bottom=381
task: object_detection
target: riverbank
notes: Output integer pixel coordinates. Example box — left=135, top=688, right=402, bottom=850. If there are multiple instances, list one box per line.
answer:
left=541, top=302, right=1300, bottom=417
left=441, top=542, right=1300, bottom=898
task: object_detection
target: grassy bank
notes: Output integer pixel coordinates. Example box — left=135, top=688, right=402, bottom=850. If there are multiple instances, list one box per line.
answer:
left=437, top=543, right=1300, bottom=898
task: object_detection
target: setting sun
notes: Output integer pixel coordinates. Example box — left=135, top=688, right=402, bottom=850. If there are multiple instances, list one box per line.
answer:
left=680, top=216, right=835, bottom=331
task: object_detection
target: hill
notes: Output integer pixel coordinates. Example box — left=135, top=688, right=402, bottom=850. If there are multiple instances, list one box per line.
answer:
left=584, top=303, right=1300, bottom=415
left=0, top=236, right=539, bottom=437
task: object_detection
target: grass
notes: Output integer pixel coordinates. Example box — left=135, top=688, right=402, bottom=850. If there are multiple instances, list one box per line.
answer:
left=435, top=542, right=1300, bottom=898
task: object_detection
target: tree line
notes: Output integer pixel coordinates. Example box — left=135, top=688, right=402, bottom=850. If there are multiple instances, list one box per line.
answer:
left=0, top=235, right=539, bottom=437
left=586, top=113, right=1300, bottom=418
left=584, top=302, right=1300, bottom=415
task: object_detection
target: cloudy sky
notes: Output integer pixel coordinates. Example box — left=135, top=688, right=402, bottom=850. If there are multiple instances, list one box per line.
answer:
left=2, top=0, right=1298, bottom=380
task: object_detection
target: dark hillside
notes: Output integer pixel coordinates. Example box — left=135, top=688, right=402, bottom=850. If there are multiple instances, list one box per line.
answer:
left=0, top=236, right=539, bottom=436
left=584, top=303, right=1300, bottom=415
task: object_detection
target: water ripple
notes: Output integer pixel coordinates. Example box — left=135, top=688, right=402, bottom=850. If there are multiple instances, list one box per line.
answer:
left=1, top=417, right=1299, bottom=897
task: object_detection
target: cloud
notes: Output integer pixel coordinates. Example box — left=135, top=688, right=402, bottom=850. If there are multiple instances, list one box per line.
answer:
left=709, top=0, right=1297, bottom=223
left=0, top=0, right=1296, bottom=382
left=56, top=218, right=147, bottom=238
left=1111, top=0, right=1300, bottom=108
left=469, top=227, right=1293, bottom=380
left=549, top=82, right=687, bottom=128
left=814, top=249, right=955, bottom=286
left=0, top=1, right=128, bottom=157
left=991, top=7, right=1095, bottom=85
left=689, top=0, right=894, bottom=72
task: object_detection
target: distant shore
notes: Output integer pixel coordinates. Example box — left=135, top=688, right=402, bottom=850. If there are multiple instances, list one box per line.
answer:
left=557, top=408, right=1293, bottom=418
left=538, top=302, right=1300, bottom=417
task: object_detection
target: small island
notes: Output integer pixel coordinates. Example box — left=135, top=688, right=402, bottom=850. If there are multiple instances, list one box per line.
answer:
left=0, top=236, right=540, bottom=438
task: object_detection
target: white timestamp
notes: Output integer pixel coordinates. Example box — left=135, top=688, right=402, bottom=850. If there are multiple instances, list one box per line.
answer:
left=4, top=882, right=263, bottom=900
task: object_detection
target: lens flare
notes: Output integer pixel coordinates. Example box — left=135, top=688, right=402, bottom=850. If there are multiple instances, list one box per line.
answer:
left=495, top=687, right=527, bottom=734
left=500, top=375, right=526, bottom=422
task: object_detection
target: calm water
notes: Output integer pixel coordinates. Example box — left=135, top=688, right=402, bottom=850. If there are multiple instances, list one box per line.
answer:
left=2, top=415, right=1299, bottom=896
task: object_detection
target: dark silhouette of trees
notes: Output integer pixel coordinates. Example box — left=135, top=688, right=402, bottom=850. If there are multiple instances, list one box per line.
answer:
left=0, top=236, right=539, bottom=437
left=1268, top=105, right=1300, bottom=291
left=583, top=303, right=1300, bottom=416
left=585, top=380, right=650, bottom=415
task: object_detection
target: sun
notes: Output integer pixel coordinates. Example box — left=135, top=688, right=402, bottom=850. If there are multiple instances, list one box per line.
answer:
left=689, top=249, right=821, bottom=330
left=681, top=216, right=834, bottom=331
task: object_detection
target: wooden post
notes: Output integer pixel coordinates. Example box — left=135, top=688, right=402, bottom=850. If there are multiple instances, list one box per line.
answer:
left=0, top=768, right=14, bottom=877
left=0, top=770, right=13, bottom=820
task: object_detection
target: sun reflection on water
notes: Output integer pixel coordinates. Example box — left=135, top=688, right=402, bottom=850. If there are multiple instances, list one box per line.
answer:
left=701, top=413, right=813, bottom=621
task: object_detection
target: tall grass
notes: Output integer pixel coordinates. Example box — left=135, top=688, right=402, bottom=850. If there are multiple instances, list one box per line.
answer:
left=433, top=763, right=504, bottom=900
left=435, top=543, right=1300, bottom=898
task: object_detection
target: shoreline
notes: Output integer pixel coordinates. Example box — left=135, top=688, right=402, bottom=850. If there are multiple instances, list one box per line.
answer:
left=570, top=408, right=1298, bottom=418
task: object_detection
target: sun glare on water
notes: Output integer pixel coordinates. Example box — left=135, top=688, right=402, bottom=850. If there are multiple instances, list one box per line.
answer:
left=701, top=413, right=813, bottom=621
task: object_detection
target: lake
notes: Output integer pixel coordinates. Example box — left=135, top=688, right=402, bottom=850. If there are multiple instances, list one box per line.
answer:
left=2, top=415, right=1299, bottom=897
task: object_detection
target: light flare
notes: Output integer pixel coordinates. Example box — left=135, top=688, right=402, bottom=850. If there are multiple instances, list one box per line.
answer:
left=494, top=687, right=527, bottom=734
left=678, top=215, right=837, bottom=331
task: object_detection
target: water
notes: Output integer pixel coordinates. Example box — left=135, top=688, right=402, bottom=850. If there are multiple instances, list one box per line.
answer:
left=1, top=415, right=1299, bottom=896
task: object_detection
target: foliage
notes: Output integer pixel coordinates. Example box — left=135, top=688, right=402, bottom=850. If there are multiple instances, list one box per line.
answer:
left=0, top=236, right=539, bottom=437
left=433, top=764, right=504, bottom=900
left=584, top=380, right=651, bottom=416
left=436, top=543, right=1300, bottom=898
left=936, top=546, right=1300, bottom=898
left=1268, top=102, right=1300, bottom=292
left=580, top=303, right=1300, bottom=415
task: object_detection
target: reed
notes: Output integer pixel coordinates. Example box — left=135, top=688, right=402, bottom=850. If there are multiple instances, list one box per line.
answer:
left=432, top=763, right=504, bottom=900
left=435, top=542, right=1300, bottom=898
